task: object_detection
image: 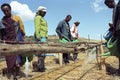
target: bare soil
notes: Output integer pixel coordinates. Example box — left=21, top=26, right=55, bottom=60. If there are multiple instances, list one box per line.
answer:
left=0, top=53, right=120, bottom=80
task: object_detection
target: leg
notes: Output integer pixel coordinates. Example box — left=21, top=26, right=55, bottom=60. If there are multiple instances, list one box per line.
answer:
left=58, top=53, right=63, bottom=66
left=116, top=36, right=120, bottom=73
left=63, top=53, right=67, bottom=64
left=73, top=53, right=78, bottom=61
left=37, top=56, right=45, bottom=72
left=118, top=53, right=120, bottom=74
left=63, top=53, right=69, bottom=64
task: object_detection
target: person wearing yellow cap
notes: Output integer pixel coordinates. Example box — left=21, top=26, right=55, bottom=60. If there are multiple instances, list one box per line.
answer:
left=34, top=6, right=48, bottom=72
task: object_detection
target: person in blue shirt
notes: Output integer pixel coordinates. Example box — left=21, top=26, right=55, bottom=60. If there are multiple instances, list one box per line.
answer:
left=56, top=15, right=73, bottom=64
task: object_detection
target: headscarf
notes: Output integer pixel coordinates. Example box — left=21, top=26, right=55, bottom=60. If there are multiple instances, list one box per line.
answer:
left=37, top=6, right=47, bottom=12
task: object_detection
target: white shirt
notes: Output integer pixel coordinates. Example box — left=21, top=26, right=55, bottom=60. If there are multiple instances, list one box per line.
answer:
left=70, top=24, right=79, bottom=38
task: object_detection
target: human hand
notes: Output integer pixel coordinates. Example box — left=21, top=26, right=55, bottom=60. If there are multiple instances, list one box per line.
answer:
left=61, top=35, right=64, bottom=38
left=22, top=32, right=25, bottom=37
left=36, top=38, right=40, bottom=41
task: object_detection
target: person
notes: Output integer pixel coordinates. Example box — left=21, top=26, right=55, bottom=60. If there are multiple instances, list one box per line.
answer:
left=34, top=6, right=48, bottom=72
left=103, top=22, right=113, bottom=43
left=56, top=15, right=73, bottom=64
left=0, top=3, right=25, bottom=79
left=70, top=21, right=80, bottom=61
left=104, top=0, right=120, bottom=73
left=70, top=21, right=80, bottom=40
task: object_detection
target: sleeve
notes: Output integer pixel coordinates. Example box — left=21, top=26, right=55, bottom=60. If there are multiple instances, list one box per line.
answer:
left=117, top=1, right=120, bottom=20
left=0, top=21, right=5, bottom=29
left=114, top=2, right=120, bottom=29
left=56, top=21, right=63, bottom=38
left=70, top=24, right=75, bottom=33
left=0, top=21, right=5, bottom=40
left=14, top=15, right=25, bottom=36
left=18, top=16, right=25, bottom=36
left=34, top=16, right=41, bottom=39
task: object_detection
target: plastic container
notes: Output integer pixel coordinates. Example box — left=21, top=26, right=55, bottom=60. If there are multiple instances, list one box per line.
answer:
left=72, top=39, right=79, bottom=42
left=101, top=52, right=111, bottom=56
left=103, top=30, right=112, bottom=40
left=107, top=36, right=119, bottom=57
left=59, top=38, right=69, bottom=43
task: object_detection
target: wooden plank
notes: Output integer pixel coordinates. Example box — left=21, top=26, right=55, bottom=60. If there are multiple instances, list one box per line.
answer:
left=99, top=44, right=106, bottom=75
left=0, top=44, right=74, bottom=55
left=59, top=53, right=63, bottom=67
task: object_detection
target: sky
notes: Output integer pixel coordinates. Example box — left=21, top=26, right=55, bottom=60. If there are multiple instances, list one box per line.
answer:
left=0, top=0, right=119, bottom=40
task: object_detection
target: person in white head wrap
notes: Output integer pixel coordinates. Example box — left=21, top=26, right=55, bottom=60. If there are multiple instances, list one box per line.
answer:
left=33, top=6, right=48, bottom=72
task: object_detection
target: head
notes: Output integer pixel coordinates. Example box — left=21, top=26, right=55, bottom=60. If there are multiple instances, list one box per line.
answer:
left=104, top=0, right=115, bottom=8
left=74, top=21, right=80, bottom=26
left=36, top=6, right=47, bottom=17
left=65, top=15, right=72, bottom=22
left=1, top=3, right=11, bottom=17
left=109, top=22, right=113, bottom=27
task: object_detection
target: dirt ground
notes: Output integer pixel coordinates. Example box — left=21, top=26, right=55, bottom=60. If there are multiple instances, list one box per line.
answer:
left=0, top=52, right=120, bottom=80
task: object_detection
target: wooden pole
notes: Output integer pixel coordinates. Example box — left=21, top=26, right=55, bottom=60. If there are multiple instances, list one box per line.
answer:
left=100, top=34, right=103, bottom=43
left=59, top=53, right=63, bottom=66
left=0, top=44, right=75, bottom=56
left=99, top=44, right=106, bottom=75
left=95, top=46, right=101, bottom=70
left=88, top=34, right=90, bottom=43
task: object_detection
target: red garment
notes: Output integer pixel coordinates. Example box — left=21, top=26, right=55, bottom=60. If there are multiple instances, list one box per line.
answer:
left=2, top=17, right=17, bottom=41
left=2, top=16, right=17, bottom=69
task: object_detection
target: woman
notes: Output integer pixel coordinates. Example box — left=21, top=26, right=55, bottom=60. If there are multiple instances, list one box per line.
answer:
left=1, top=3, right=25, bottom=79
left=34, top=6, right=48, bottom=72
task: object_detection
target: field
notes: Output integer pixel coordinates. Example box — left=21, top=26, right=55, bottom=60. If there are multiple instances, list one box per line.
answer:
left=0, top=36, right=119, bottom=80
left=0, top=52, right=120, bottom=80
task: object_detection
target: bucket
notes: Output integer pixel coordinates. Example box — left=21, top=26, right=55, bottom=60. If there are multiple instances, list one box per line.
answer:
left=107, top=36, right=119, bottom=57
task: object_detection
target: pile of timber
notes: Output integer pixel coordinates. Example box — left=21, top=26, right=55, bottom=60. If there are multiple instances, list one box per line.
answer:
left=0, top=40, right=101, bottom=56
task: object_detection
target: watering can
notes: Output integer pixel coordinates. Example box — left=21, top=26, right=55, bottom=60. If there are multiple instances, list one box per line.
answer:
left=101, top=52, right=111, bottom=56
left=72, top=39, right=79, bottom=42
left=103, top=30, right=112, bottom=41
left=59, top=36, right=71, bottom=43
left=106, top=36, right=119, bottom=57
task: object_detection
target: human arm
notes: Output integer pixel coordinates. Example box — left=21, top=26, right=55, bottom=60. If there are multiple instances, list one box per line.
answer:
left=34, top=16, right=41, bottom=40
left=56, top=21, right=64, bottom=38
left=113, top=2, right=120, bottom=36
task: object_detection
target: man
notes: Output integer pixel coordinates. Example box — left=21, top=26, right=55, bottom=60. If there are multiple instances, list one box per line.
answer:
left=34, top=6, right=48, bottom=72
left=104, top=0, right=120, bottom=73
left=0, top=3, right=25, bottom=79
left=56, top=15, right=73, bottom=64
